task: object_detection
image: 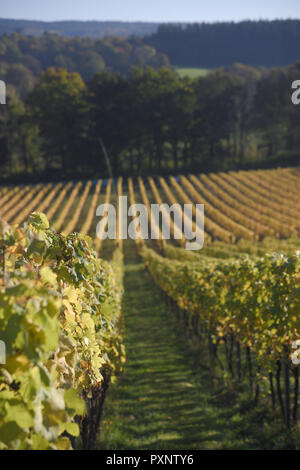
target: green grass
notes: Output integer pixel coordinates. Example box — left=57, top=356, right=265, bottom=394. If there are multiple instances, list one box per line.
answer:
left=98, top=239, right=293, bottom=450
left=175, top=67, right=212, bottom=78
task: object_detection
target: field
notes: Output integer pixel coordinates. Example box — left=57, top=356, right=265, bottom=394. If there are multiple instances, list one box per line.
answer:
left=1, top=166, right=300, bottom=449
left=175, top=67, right=212, bottom=78
left=2, top=167, right=300, bottom=250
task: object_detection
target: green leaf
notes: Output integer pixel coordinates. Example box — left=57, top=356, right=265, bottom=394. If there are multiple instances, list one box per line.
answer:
left=64, top=389, right=86, bottom=416
left=0, top=421, right=26, bottom=446
left=27, top=239, right=46, bottom=257
left=40, top=266, right=57, bottom=287
left=61, top=421, right=80, bottom=437
left=31, top=433, right=51, bottom=450
left=28, top=212, right=50, bottom=231
left=5, top=403, right=33, bottom=429
left=6, top=284, right=27, bottom=297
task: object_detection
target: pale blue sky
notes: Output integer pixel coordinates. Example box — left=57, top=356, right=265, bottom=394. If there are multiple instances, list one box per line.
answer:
left=1, top=0, right=300, bottom=23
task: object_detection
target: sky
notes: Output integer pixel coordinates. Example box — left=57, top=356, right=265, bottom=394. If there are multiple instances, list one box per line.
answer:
left=0, top=0, right=300, bottom=23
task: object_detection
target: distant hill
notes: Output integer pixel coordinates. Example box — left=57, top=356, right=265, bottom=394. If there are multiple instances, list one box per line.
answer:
left=145, top=20, right=300, bottom=68
left=0, top=18, right=159, bottom=38
left=1, top=18, right=300, bottom=69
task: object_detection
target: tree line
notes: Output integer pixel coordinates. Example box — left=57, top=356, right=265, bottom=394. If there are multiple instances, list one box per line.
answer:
left=0, top=62, right=299, bottom=182
left=145, top=20, right=300, bottom=68
left=1, top=19, right=299, bottom=69
left=0, top=18, right=159, bottom=39
left=0, top=32, right=169, bottom=99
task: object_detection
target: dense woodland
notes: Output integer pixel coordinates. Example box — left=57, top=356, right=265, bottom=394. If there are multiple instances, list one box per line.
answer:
left=0, top=21, right=300, bottom=182
left=146, top=20, right=300, bottom=68
left=0, top=60, right=299, bottom=182
left=1, top=19, right=300, bottom=68
left=0, top=32, right=170, bottom=98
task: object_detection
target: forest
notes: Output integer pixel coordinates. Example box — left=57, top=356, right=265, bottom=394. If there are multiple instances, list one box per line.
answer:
left=0, top=32, right=170, bottom=98
left=0, top=59, right=299, bottom=183
left=0, top=22, right=300, bottom=183
left=1, top=18, right=299, bottom=67
left=146, top=20, right=300, bottom=68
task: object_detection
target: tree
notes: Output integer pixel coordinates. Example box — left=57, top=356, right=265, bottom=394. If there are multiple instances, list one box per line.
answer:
left=87, top=72, right=131, bottom=176
left=5, top=64, right=36, bottom=99
left=252, top=68, right=290, bottom=158
left=192, top=71, right=243, bottom=169
left=129, top=67, right=188, bottom=172
left=27, top=67, right=86, bottom=178
left=77, top=51, right=106, bottom=81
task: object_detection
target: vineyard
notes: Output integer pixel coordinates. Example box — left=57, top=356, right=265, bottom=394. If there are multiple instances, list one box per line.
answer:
left=1, top=166, right=300, bottom=449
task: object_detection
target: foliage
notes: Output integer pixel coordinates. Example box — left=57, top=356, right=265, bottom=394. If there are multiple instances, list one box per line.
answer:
left=0, top=32, right=169, bottom=99
left=0, top=212, right=124, bottom=449
left=1, top=58, right=300, bottom=181
left=141, top=246, right=300, bottom=403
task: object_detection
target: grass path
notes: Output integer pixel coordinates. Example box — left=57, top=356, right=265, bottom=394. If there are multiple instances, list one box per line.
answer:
left=98, top=241, right=279, bottom=450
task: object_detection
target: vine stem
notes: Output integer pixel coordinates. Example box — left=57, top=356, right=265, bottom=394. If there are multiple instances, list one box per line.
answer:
left=1, top=246, right=5, bottom=284
left=283, top=348, right=290, bottom=429
left=276, top=360, right=285, bottom=422
left=293, top=366, right=299, bottom=424
left=269, top=372, right=276, bottom=411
